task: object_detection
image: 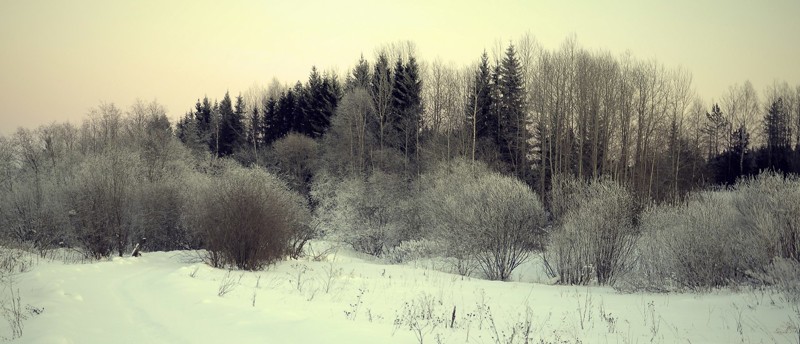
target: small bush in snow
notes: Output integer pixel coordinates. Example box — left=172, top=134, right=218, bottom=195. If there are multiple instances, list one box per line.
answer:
left=68, top=148, right=139, bottom=258
left=732, top=173, right=800, bottom=263
left=381, top=239, right=443, bottom=264
left=545, top=177, right=638, bottom=286
left=626, top=192, right=747, bottom=290
left=621, top=173, right=800, bottom=291
left=422, top=160, right=546, bottom=281
left=188, top=166, right=311, bottom=270
left=312, top=170, right=418, bottom=256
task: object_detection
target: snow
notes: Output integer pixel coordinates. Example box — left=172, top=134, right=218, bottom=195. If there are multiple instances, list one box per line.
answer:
left=5, top=243, right=799, bottom=343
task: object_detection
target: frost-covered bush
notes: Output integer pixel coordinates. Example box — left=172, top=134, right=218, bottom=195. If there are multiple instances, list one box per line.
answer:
left=732, top=173, right=800, bottom=263
left=381, top=239, right=443, bottom=264
left=626, top=192, right=746, bottom=290
left=546, top=178, right=637, bottom=285
left=0, top=174, right=71, bottom=254
left=621, top=173, right=800, bottom=291
left=312, top=170, right=418, bottom=256
left=188, top=166, right=311, bottom=270
left=421, top=159, right=547, bottom=281
left=759, top=257, right=800, bottom=303
left=68, top=148, right=140, bottom=258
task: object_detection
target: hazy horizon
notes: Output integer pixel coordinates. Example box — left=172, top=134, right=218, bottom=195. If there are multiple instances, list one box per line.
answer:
left=2, top=0, right=799, bottom=135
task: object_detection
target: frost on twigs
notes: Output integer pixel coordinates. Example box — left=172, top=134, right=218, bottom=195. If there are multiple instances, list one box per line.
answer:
left=421, top=159, right=547, bottom=281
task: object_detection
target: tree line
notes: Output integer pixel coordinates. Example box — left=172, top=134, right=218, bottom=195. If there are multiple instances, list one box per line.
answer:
left=1, top=35, right=798, bottom=288
left=172, top=36, right=800, bottom=204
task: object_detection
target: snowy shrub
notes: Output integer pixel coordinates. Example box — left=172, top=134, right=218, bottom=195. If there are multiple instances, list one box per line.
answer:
left=381, top=239, right=443, bottom=264
left=759, top=257, right=800, bottom=304
left=422, top=159, right=547, bottom=281
left=627, top=192, right=746, bottom=290
left=68, top=148, right=140, bottom=259
left=312, top=170, right=418, bottom=256
left=732, top=173, right=800, bottom=264
left=620, top=173, right=800, bottom=292
left=0, top=174, right=71, bottom=255
left=545, top=178, right=638, bottom=286
left=188, top=166, right=311, bottom=270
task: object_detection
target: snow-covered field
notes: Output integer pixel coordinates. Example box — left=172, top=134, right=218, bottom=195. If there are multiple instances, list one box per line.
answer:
left=4, top=243, right=799, bottom=343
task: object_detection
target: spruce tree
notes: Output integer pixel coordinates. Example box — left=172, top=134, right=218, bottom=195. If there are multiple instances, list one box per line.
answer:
left=216, top=92, right=240, bottom=157
left=402, top=55, right=422, bottom=161
left=262, top=96, right=280, bottom=146
left=247, top=106, right=261, bottom=151
left=290, top=82, right=307, bottom=134
left=346, top=54, right=371, bottom=91
left=472, top=51, right=496, bottom=141
left=194, top=97, right=213, bottom=150
left=275, top=88, right=298, bottom=141
left=389, top=57, right=407, bottom=152
left=761, top=98, right=792, bottom=172
left=497, top=43, right=529, bottom=180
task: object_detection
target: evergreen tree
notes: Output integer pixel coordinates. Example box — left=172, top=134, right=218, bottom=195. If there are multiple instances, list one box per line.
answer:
left=247, top=106, right=261, bottom=151
left=214, top=92, right=246, bottom=157
left=701, top=104, right=729, bottom=160
left=388, top=57, right=407, bottom=152
left=387, top=55, right=423, bottom=165
left=262, top=96, right=281, bottom=146
left=275, top=88, right=298, bottom=141
left=469, top=51, right=496, bottom=141
left=497, top=43, right=529, bottom=180
left=176, top=111, right=204, bottom=153
left=290, top=82, right=307, bottom=134
left=297, top=67, right=340, bottom=139
left=711, top=124, right=752, bottom=185
left=760, top=98, right=793, bottom=172
left=346, top=54, right=371, bottom=91
left=194, top=97, right=213, bottom=150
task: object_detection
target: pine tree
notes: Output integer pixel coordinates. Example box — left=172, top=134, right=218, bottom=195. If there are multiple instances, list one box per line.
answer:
left=701, top=104, right=729, bottom=160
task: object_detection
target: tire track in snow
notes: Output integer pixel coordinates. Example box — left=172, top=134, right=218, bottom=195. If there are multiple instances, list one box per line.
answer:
left=111, top=258, right=189, bottom=344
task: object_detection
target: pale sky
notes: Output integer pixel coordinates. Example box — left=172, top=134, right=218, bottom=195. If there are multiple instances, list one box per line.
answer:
left=1, top=0, right=799, bottom=135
